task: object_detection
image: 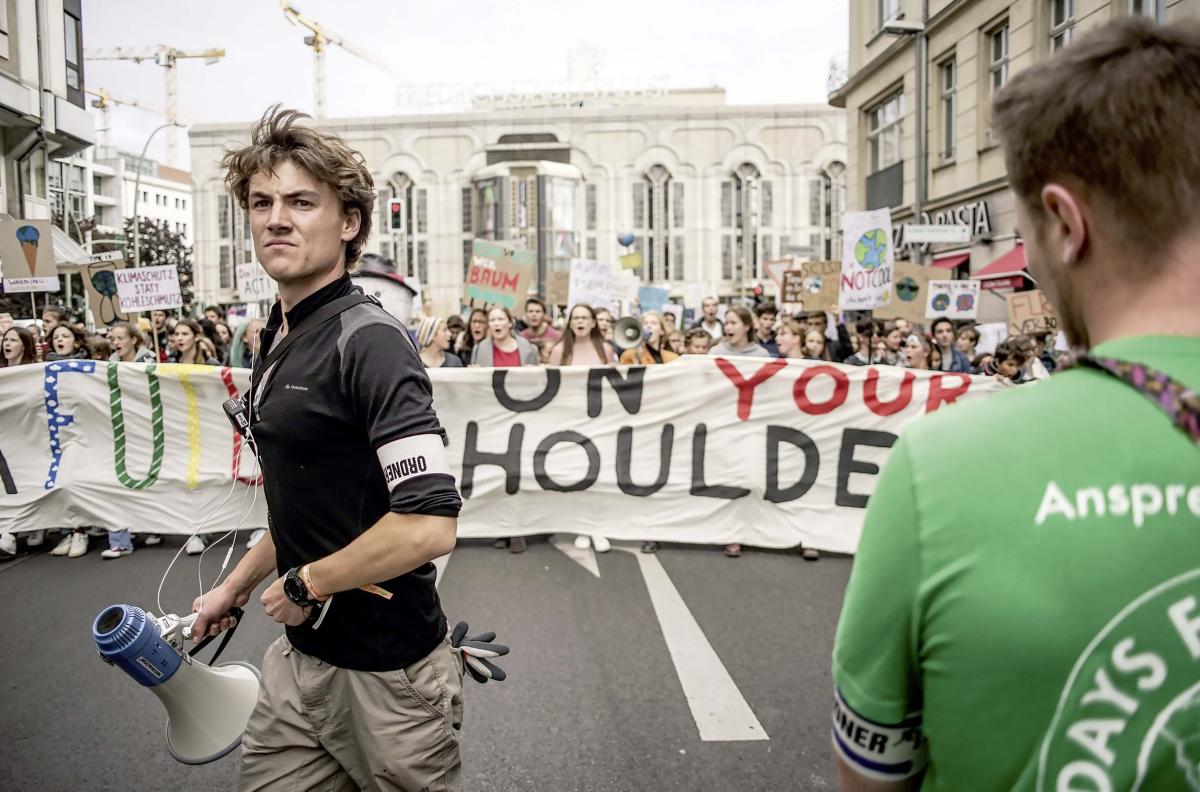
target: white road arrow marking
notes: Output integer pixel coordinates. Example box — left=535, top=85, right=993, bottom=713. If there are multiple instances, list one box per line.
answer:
left=433, top=552, right=451, bottom=589
left=616, top=543, right=768, bottom=742
left=549, top=533, right=600, bottom=578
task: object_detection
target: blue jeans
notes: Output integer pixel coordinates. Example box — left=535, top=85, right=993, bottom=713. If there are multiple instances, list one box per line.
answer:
left=108, top=530, right=133, bottom=551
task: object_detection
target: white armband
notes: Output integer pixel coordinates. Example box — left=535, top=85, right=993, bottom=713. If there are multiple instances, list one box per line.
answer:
left=376, top=434, right=451, bottom=492
left=831, top=688, right=928, bottom=781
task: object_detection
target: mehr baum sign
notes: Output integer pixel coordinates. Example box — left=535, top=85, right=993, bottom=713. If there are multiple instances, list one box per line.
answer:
left=0, top=358, right=1002, bottom=555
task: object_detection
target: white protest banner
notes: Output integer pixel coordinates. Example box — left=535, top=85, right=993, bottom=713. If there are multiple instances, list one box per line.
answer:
left=567, top=258, right=619, bottom=313
left=0, top=218, right=60, bottom=293
left=0, top=358, right=1001, bottom=554
left=114, top=265, right=183, bottom=312
left=839, top=210, right=894, bottom=311
left=925, top=280, right=980, bottom=320
left=237, top=263, right=275, bottom=302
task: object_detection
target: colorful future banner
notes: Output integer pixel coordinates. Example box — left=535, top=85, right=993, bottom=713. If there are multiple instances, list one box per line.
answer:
left=0, top=358, right=1002, bottom=554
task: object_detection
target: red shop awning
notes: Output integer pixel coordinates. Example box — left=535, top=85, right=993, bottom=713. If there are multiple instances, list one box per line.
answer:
left=931, top=253, right=969, bottom=270
left=974, top=244, right=1027, bottom=279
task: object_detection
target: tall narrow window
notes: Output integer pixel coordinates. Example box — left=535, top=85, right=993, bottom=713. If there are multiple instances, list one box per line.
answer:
left=672, top=182, right=685, bottom=228
left=940, top=58, right=956, bottom=161
left=586, top=184, right=597, bottom=230
left=989, top=24, right=1010, bottom=92
left=733, top=163, right=761, bottom=280
left=878, top=0, right=901, bottom=28
left=1131, top=0, right=1158, bottom=17
left=63, top=7, right=83, bottom=106
left=867, top=92, right=904, bottom=173
left=0, top=2, right=10, bottom=60
left=1050, top=0, right=1075, bottom=52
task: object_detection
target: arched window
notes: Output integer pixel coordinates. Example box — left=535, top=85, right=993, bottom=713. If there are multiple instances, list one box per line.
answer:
left=632, top=164, right=684, bottom=281
left=720, top=163, right=774, bottom=282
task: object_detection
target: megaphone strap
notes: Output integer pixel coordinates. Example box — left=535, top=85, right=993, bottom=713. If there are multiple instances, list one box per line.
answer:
left=189, top=607, right=244, bottom=664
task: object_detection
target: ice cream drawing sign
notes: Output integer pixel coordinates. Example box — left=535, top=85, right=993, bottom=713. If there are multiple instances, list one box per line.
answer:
left=0, top=219, right=60, bottom=293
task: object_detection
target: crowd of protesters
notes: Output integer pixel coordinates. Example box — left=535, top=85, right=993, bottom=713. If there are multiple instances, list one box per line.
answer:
left=2, top=293, right=1063, bottom=564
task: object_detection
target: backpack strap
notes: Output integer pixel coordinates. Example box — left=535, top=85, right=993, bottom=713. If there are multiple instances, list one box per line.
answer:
left=1070, top=355, right=1200, bottom=445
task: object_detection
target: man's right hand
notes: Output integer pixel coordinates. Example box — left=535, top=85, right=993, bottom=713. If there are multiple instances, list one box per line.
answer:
left=192, top=583, right=250, bottom=642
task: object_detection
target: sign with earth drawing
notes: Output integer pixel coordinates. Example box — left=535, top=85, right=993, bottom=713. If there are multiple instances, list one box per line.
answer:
left=839, top=210, right=894, bottom=311
left=83, top=257, right=132, bottom=327
left=874, top=259, right=934, bottom=325
left=924, top=279, right=980, bottom=321
left=795, top=260, right=841, bottom=313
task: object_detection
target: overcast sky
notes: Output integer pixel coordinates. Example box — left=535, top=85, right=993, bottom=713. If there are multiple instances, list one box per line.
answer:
left=83, top=0, right=848, bottom=169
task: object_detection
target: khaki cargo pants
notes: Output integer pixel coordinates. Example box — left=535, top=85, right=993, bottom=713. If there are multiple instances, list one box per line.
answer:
left=239, top=634, right=464, bottom=792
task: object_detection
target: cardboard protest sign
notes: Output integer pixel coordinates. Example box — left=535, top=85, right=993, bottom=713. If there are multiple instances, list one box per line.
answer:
left=545, top=270, right=571, bottom=307
left=463, top=240, right=536, bottom=310
left=839, top=210, right=894, bottom=310
left=1006, top=290, right=1058, bottom=336
left=0, top=219, right=59, bottom=292
left=0, top=358, right=1001, bottom=555
left=924, top=279, right=980, bottom=321
left=782, top=270, right=806, bottom=305
left=874, top=259, right=934, bottom=325
left=236, top=263, right=276, bottom=302
left=114, top=265, right=183, bottom=312
left=638, top=286, right=669, bottom=314
left=798, top=260, right=841, bottom=313
left=83, top=256, right=132, bottom=328
left=567, top=259, right=619, bottom=313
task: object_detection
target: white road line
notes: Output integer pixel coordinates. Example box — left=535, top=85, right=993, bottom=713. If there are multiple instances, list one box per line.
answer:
left=618, top=544, right=769, bottom=742
left=433, top=552, right=451, bottom=589
left=548, top=533, right=601, bottom=578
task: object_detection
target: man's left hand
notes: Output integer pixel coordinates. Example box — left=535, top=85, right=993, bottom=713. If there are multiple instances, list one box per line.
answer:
left=261, top=576, right=311, bottom=626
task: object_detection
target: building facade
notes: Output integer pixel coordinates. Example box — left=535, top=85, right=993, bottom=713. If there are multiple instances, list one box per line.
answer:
left=830, top=0, right=1198, bottom=322
left=189, top=89, right=846, bottom=313
left=0, top=0, right=93, bottom=222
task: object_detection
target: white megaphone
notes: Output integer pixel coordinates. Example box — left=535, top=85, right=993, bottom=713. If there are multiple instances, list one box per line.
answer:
left=93, top=604, right=261, bottom=764
left=611, top=316, right=645, bottom=353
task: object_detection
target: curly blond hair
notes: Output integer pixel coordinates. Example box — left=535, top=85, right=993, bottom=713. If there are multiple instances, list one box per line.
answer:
left=221, top=105, right=375, bottom=269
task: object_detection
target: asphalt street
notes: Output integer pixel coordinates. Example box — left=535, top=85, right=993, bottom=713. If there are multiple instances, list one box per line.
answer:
left=0, top=534, right=851, bottom=792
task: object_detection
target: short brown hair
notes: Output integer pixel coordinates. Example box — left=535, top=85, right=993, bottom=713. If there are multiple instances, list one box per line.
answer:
left=222, top=106, right=375, bottom=268
left=993, top=18, right=1200, bottom=256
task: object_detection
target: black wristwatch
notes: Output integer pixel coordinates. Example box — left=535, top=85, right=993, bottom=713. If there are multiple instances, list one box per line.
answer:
left=283, top=566, right=318, bottom=608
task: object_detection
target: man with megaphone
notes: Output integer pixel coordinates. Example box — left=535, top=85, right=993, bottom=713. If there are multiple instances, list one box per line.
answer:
left=190, top=106, right=480, bottom=792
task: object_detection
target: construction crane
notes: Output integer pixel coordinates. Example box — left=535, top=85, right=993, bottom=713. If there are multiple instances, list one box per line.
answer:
left=279, top=1, right=403, bottom=120
left=82, top=46, right=225, bottom=166
left=85, top=87, right=175, bottom=152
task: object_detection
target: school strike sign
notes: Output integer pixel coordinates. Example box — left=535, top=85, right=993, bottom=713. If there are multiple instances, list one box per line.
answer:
left=0, top=359, right=1001, bottom=554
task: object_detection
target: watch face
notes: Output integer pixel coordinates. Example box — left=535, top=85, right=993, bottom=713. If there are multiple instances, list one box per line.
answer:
left=284, top=573, right=307, bottom=604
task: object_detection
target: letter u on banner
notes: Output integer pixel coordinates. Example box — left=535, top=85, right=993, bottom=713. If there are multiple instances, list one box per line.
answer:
left=107, top=363, right=165, bottom=490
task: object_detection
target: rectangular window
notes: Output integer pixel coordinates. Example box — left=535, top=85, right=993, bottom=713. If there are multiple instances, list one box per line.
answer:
left=219, top=246, right=232, bottom=289
left=721, top=181, right=734, bottom=227
left=878, top=0, right=901, bottom=27
left=989, top=23, right=1010, bottom=93
left=940, top=58, right=956, bottom=160
left=1050, top=0, right=1075, bottom=52
left=182, top=198, right=187, bottom=210
left=417, top=241, right=428, bottom=284
left=632, top=183, right=645, bottom=229
left=416, top=188, right=427, bottom=233
left=461, top=187, right=472, bottom=233
left=867, top=91, right=905, bottom=173
left=587, top=237, right=597, bottom=260
left=0, top=2, right=10, bottom=60
left=182, top=223, right=187, bottom=237
left=671, top=182, right=684, bottom=228
left=1131, top=0, right=1158, bottom=17
left=760, top=181, right=773, bottom=228
left=217, top=194, right=231, bottom=239
left=92, top=173, right=102, bottom=195
left=64, top=12, right=82, bottom=92
left=721, top=235, right=734, bottom=280
left=586, top=184, right=597, bottom=231
left=671, top=236, right=684, bottom=281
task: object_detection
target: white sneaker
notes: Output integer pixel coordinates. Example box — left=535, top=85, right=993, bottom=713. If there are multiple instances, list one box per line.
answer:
left=246, top=528, right=267, bottom=549
left=101, top=546, right=133, bottom=559
left=26, top=530, right=45, bottom=547
left=68, top=531, right=89, bottom=558
left=51, top=535, right=73, bottom=556
left=0, top=532, right=15, bottom=555
left=143, top=534, right=162, bottom=546
left=574, top=535, right=590, bottom=550
left=592, top=535, right=611, bottom=553
left=184, top=536, right=207, bottom=555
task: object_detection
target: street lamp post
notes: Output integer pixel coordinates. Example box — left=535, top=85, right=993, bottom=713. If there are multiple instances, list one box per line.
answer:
left=882, top=6, right=929, bottom=264
left=132, top=122, right=184, bottom=270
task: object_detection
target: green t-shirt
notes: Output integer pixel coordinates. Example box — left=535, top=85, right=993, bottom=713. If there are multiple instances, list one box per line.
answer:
left=832, top=335, right=1200, bottom=791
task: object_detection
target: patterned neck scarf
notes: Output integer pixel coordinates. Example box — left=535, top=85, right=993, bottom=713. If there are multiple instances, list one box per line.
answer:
left=1068, top=356, right=1200, bottom=444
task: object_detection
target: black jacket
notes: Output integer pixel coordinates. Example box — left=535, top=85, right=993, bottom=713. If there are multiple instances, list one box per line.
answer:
left=252, top=275, right=461, bottom=671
